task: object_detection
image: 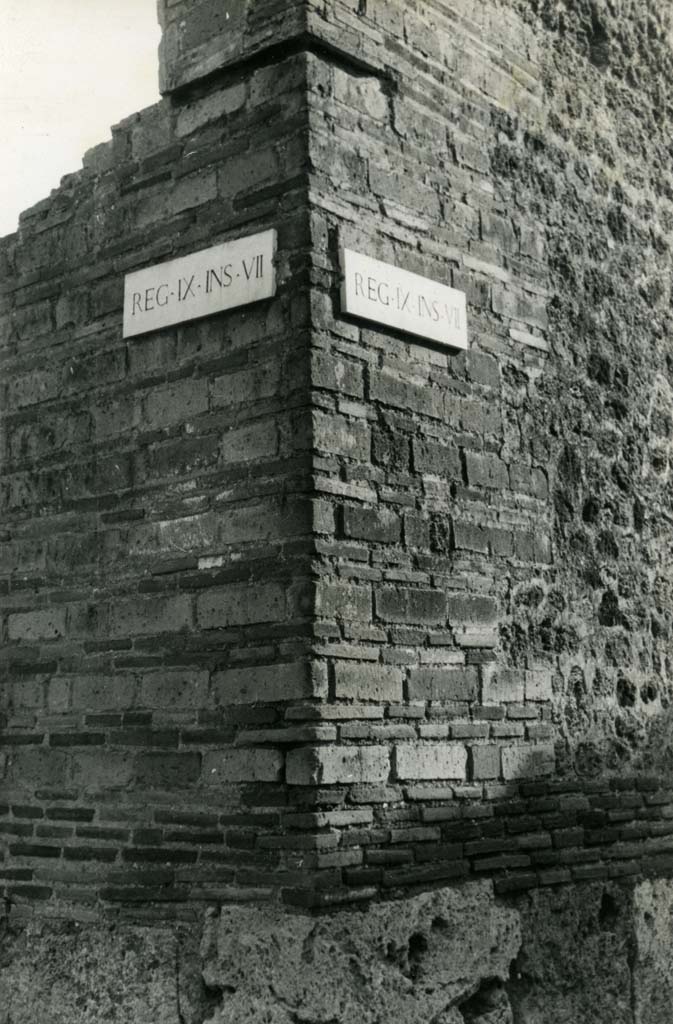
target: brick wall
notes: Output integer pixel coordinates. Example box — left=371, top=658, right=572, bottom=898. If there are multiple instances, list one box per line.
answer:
left=276, top=0, right=673, bottom=908
left=0, top=49, right=318, bottom=916
left=3, top=0, right=673, bottom=919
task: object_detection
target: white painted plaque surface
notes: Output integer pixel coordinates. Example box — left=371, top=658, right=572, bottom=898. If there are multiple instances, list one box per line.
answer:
left=340, top=248, right=467, bottom=350
left=123, top=229, right=277, bottom=338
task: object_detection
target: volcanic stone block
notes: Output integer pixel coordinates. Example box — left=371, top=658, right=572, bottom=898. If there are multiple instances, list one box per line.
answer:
left=482, top=665, right=525, bottom=704
left=469, top=745, right=502, bottom=781
left=196, top=584, right=286, bottom=629
left=287, top=745, right=390, bottom=785
left=8, top=609, right=67, bottom=641
left=203, top=748, right=283, bottom=784
left=407, top=667, right=478, bottom=702
left=213, top=662, right=318, bottom=704
left=395, top=743, right=467, bottom=781
left=501, top=743, right=555, bottom=781
left=376, top=587, right=446, bottom=625
left=334, top=662, right=404, bottom=702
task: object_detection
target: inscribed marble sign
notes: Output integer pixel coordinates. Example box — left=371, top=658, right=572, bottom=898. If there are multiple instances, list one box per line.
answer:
left=123, top=229, right=276, bottom=338
left=340, top=248, right=468, bottom=350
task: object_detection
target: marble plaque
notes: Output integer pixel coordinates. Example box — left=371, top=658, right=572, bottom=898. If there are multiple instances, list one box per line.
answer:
left=123, top=229, right=277, bottom=338
left=340, top=248, right=468, bottom=349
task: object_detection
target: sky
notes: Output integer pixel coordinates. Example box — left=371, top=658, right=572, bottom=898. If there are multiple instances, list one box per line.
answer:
left=0, top=0, right=161, bottom=237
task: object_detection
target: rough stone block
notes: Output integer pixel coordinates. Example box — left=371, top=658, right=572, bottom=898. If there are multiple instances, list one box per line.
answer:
left=464, top=451, right=509, bottom=490
left=109, top=595, right=192, bottom=637
left=220, top=420, right=278, bottom=464
left=311, top=351, right=364, bottom=397
left=134, top=752, right=202, bottom=788
left=315, top=581, right=371, bottom=621
left=412, top=439, right=461, bottom=478
left=203, top=748, right=283, bottom=784
left=376, top=587, right=446, bottom=625
left=525, top=669, right=553, bottom=702
left=176, top=83, right=246, bottom=137
left=8, top=609, right=66, bottom=641
left=71, top=675, right=136, bottom=712
left=213, top=662, right=318, bottom=704
left=469, top=745, right=501, bottom=781
left=212, top=363, right=280, bottom=408
left=142, top=378, right=208, bottom=430
left=313, top=411, right=371, bottom=461
left=139, top=670, right=210, bottom=709
left=407, top=667, right=478, bottom=702
left=482, top=665, right=525, bottom=704
left=172, top=169, right=218, bottom=212
left=447, top=595, right=499, bottom=627
left=343, top=506, right=401, bottom=544
left=0, top=923, right=182, bottom=1024
left=334, top=663, right=404, bottom=703
left=492, top=285, right=548, bottom=331
left=369, top=368, right=444, bottom=420
left=501, top=743, right=555, bottom=780
left=195, top=879, right=520, bottom=1018
left=395, top=743, right=467, bottom=781
left=404, top=513, right=431, bottom=550
left=196, top=584, right=286, bottom=629
left=286, top=745, right=390, bottom=785
left=69, top=751, right=135, bottom=793
left=453, top=522, right=489, bottom=554
left=3, top=748, right=68, bottom=790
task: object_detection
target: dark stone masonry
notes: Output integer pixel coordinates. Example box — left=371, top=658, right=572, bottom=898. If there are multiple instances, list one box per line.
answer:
left=2, top=0, right=673, bottom=1020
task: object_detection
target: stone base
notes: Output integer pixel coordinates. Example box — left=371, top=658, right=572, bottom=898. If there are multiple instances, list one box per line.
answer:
left=3, top=879, right=673, bottom=1023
